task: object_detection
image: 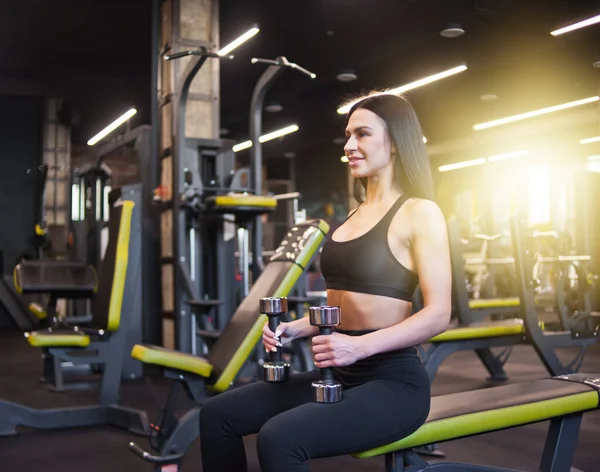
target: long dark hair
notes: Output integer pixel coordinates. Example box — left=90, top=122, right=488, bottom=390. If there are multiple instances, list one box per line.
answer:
left=347, top=94, right=434, bottom=203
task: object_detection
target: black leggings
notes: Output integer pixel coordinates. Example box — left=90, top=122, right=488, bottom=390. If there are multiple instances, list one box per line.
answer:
left=199, top=350, right=430, bottom=471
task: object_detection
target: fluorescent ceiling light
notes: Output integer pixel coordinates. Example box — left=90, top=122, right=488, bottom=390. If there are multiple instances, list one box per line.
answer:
left=473, top=96, right=599, bottom=131
left=439, top=149, right=529, bottom=172
left=218, top=26, right=259, bottom=57
left=232, top=124, right=299, bottom=152
left=580, top=136, right=600, bottom=144
left=438, top=158, right=486, bottom=172
left=487, top=150, right=530, bottom=162
left=87, top=108, right=137, bottom=146
left=337, top=65, right=467, bottom=114
left=551, top=14, right=600, bottom=36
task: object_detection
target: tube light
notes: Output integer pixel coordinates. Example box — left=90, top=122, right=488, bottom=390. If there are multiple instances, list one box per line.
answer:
left=218, top=26, right=260, bottom=57
left=232, top=140, right=252, bottom=152
left=487, top=150, right=530, bottom=162
left=438, top=149, right=529, bottom=172
left=473, top=96, right=599, bottom=131
left=438, top=158, right=486, bottom=172
left=87, top=108, right=137, bottom=146
left=580, top=136, right=600, bottom=144
left=337, top=65, right=468, bottom=114
left=551, top=14, right=600, bottom=36
left=232, top=124, right=299, bottom=152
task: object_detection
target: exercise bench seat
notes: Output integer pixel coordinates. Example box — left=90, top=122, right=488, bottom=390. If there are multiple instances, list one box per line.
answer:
left=429, top=319, right=526, bottom=342
left=25, top=331, right=91, bottom=348
left=132, top=345, right=213, bottom=378
left=468, top=297, right=519, bottom=310
left=204, top=194, right=277, bottom=217
left=128, top=219, right=330, bottom=468
left=354, top=373, right=600, bottom=471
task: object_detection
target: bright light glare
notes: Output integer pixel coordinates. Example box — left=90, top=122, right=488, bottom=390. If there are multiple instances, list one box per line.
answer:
left=423, top=136, right=428, bottom=144
left=487, top=150, right=530, bottom=162
left=551, top=14, right=600, bottom=36
left=473, top=96, right=599, bottom=131
left=340, top=156, right=348, bottom=163
left=587, top=161, right=600, bottom=172
left=87, top=108, right=137, bottom=146
left=438, top=158, right=486, bottom=172
left=232, top=125, right=299, bottom=152
left=580, top=136, right=600, bottom=144
left=528, top=165, right=550, bottom=225
left=337, top=65, right=467, bottom=114
left=218, top=26, right=260, bottom=56
left=438, top=150, right=529, bottom=172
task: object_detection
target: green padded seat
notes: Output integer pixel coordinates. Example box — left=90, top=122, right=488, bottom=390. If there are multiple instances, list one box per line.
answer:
left=131, top=345, right=213, bottom=378
left=429, top=319, right=526, bottom=342
left=468, top=297, right=520, bottom=310
left=25, top=331, right=91, bottom=348
left=205, top=194, right=277, bottom=214
left=353, top=375, right=600, bottom=459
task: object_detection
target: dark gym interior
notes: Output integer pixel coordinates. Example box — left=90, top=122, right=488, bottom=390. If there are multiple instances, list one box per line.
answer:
left=0, top=1, right=599, bottom=471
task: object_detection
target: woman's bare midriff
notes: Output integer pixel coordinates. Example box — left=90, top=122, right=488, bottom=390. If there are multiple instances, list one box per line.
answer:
left=326, top=289, right=412, bottom=330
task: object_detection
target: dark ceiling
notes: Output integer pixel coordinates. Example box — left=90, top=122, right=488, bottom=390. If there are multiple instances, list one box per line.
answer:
left=1, top=0, right=599, bottom=169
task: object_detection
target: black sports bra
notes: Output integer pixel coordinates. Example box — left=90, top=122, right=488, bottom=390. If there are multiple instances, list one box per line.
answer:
left=319, top=195, right=418, bottom=301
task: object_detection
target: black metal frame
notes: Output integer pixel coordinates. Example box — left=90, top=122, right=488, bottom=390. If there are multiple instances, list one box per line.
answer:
left=380, top=413, right=585, bottom=472
left=419, top=215, right=598, bottom=383
left=0, top=205, right=149, bottom=436
left=248, top=56, right=316, bottom=281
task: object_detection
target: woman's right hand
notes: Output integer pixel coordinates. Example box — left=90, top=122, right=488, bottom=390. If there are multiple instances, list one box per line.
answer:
left=262, top=321, right=299, bottom=353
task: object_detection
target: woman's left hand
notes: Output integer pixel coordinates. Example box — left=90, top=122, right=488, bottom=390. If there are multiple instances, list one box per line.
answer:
left=312, top=333, right=367, bottom=368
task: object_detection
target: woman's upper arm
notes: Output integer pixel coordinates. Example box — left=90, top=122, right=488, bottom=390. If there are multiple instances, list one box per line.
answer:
left=409, top=200, right=452, bottom=311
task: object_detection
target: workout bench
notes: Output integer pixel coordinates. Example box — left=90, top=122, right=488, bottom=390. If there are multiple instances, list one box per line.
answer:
left=128, top=219, right=329, bottom=470
left=0, top=200, right=148, bottom=436
left=354, top=373, right=600, bottom=471
left=420, top=215, right=598, bottom=383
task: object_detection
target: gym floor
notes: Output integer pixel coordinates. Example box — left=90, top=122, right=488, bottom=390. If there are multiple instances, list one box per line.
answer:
left=1, top=331, right=599, bottom=471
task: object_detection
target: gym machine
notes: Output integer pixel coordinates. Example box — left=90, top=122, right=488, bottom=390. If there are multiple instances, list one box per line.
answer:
left=161, top=45, right=316, bottom=356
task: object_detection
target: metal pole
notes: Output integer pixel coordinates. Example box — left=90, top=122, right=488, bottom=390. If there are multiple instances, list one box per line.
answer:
left=248, top=62, right=286, bottom=279
left=144, top=0, right=161, bottom=346
left=172, top=52, right=210, bottom=353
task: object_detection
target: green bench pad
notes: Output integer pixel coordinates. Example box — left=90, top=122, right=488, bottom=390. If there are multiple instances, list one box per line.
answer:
left=208, top=195, right=277, bottom=209
left=131, top=344, right=213, bottom=378
left=26, top=332, right=91, bottom=348
left=430, top=319, right=525, bottom=342
left=468, top=297, right=520, bottom=310
left=354, top=375, right=600, bottom=459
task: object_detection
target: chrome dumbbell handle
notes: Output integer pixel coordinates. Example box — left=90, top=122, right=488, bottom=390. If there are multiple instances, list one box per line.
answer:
left=260, top=297, right=290, bottom=382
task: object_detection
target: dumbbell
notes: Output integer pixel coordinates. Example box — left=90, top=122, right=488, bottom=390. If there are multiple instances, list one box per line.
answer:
left=260, top=296, right=290, bottom=382
left=309, top=305, right=343, bottom=403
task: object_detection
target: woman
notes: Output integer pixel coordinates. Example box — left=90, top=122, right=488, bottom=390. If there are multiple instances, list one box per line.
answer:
left=199, top=93, right=452, bottom=471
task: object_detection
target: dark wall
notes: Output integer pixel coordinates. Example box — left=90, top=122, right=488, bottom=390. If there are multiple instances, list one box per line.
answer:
left=0, top=95, right=43, bottom=274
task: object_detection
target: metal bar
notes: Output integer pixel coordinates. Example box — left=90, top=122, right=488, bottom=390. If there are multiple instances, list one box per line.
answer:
left=249, top=62, right=286, bottom=280
left=465, top=255, right=591, bottom=265
left=172, top=54, right=210, bottom=352
left=539, top=414, right=582, bottom=472
left=144, top=0, right=162, bottom=346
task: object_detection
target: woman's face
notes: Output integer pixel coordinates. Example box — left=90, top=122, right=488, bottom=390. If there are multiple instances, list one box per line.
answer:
left=343, top=108, right=393, bottom=179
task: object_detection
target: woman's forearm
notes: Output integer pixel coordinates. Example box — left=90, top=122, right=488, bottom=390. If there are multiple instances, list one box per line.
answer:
left=357, top=307, right=450, bottom=358
left=289, top=315, right=320, bottom=339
